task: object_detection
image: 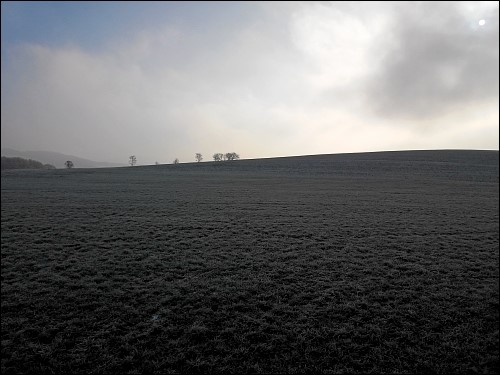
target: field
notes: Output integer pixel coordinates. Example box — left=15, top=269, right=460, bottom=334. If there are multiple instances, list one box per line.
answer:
left=1, top=150, right=498, bottom=374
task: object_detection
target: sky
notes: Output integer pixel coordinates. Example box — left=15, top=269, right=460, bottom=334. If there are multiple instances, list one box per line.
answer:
left=1, top=1, right=499, bottom=165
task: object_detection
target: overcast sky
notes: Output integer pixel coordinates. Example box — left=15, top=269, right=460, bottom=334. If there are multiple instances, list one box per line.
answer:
left=1, top=1, right=498, bottom=165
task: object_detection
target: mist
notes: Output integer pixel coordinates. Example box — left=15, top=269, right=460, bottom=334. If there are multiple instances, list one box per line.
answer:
left=1, top=1, right=498, bottom=165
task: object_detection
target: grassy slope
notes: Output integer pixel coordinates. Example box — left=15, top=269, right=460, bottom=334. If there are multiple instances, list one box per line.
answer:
left=1, top=150, right=498, bottom=374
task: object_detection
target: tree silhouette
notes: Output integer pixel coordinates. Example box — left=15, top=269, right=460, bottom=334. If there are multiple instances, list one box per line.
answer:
left=213, top=153, right=224, bottom=162
left=173, top=158, right=179, bottom=164
left=225, top=152, right=240, bottom=161
left=195, top=153, right=203, bottom=162
left=129, top=155, right=137, bottom=166
left=65, top=160, right=74, bottom=169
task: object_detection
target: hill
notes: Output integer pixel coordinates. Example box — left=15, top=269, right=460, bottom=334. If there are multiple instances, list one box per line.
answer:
left=148, top=149, right=499, bottom=182
left=1, top=148, right=125, bottom=168
left=1, top=156, right=56, bottom=170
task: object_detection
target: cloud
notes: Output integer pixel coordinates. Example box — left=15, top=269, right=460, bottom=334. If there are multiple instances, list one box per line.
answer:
left=290, top=2, right=392, bottom=89
left=0, top=4, right=324, bottom=163
left=1, top=2, right=498, bottom=165
left=365, top=1, right=499, bottom=120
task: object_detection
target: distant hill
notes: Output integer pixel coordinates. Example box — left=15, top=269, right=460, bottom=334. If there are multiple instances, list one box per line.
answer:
left=1, top=156, right=56, bottom=170
left=1, top=148, right=125, bottom=169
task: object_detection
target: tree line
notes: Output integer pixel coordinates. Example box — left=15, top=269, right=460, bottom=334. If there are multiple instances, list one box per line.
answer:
left=1, top=156, right=56, bottom=170
left=128, top=152, right=240, bottom=166
left=212, top=152, right=239, bottom=162
left=191, top=152, right=240, bottom=163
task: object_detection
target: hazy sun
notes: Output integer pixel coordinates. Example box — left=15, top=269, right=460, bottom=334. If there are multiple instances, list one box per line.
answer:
left=479, top=19, right=486, bottom=26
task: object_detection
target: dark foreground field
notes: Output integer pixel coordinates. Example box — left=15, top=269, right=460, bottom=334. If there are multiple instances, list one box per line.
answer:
left=1, top=150, right=498, bottom=374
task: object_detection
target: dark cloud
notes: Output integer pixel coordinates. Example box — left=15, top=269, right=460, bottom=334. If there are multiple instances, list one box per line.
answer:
left=367, top=2, right=499, bottom=120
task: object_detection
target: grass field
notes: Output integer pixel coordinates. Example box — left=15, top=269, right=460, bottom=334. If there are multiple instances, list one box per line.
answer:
left=1, top=150, right=498, bottom=374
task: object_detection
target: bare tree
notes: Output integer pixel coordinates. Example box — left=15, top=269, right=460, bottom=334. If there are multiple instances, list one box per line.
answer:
left=65, top=160, right=74, bottom=169
left=225, top=152, right=240, bottom=161
left=173, top=158, right=179, bottom=164
left=213, top=153, right=224, bottom=162
left=129, top=155, right=137, bottom=166
left=195, top=153, right=203, bottom=162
